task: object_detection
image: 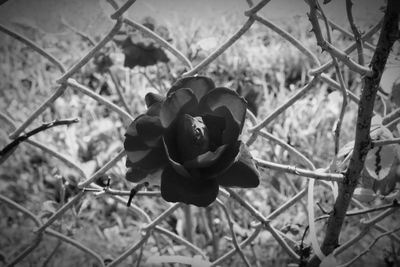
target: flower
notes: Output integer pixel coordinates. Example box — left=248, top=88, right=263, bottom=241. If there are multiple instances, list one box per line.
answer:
left=115, top=16, right=171, bottom=68
left=124, top=76, right=260, bottom=207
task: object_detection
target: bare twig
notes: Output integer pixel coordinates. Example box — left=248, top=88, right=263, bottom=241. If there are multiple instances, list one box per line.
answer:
left=309, top=19, right=382, bottom=76
left=307, top=1, right=400, bottom=265
left=1, top=118, right=78, bottom=161
left=345, top=0, right=365, bottom=65
left=254, top=158, right=344, bottom=182
left=9, top=84, right=68, bottom=139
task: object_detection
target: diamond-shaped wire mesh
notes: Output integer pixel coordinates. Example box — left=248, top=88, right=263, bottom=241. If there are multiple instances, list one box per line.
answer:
left=0, top=0, right=398, bottom=266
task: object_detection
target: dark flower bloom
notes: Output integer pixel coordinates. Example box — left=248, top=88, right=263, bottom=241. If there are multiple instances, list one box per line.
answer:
left=124, top=76, right=260, bottom=207
left=114, top=16, right=171, bottom=68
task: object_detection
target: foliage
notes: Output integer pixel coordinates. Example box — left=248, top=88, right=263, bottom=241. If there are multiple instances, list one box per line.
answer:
left=0, top=0, right=399, bottom=266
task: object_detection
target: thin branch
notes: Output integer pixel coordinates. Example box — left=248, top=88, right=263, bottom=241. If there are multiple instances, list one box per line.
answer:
left=372, top=137, right=400, bottom=147
left=345, top=0, right=365, bottom=65
left=83, top=186, right=161, bottom=197
left=317, top=1, right=349, bottom=157
left=317, top=12, right=375, bottom=52
left=254, top=157, right=344, bottom=182
left=1, top=118, right=78, bottom=161
left=382, top=107, right=400, bottom=125
left=86, top=182, right=152, bottom=222
left=308, top=2, right=400, bottom=264
left=307, top=0, right=373, bottom=76
left=308, top=19, right=382, bottom=76
left=9, top=84, right=68, bottom=139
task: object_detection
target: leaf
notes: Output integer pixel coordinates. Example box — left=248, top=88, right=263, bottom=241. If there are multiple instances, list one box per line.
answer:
left=320, top=253, right=338, bottom=267
left=337, top=141, right=354, bottom=159
left=364, top=145, right=396, bottom=180
left=39, top=200, right=59, bottom=220
left=371, top=114, right=383, bottom=126
left=146, top=255, right=211, bottom=267
left=380, top=188, right=400, bottom=202
left=353, top=187, right=376, bottom=203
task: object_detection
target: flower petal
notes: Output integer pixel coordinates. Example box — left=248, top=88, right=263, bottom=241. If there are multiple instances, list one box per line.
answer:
left=183, top=145, right=227, bottom=169
left=136, top=115, right=163, bottom=147
left=145, top=92, right=165, bottom=108
left=144, top=101, right=161, bottom=117
left=198, top=141, right=241, bottom=178
left=199, top=87, right=247, bottom=130
left=205, top=106, right=240, bottom=145
left=125, top=165, right=148, bottom=183
left=125, top=115, right=143, bottom=137
left=124, top=134, right=148, bottom=152
left=160, top=88, right=198, bottom=128
left=202, top=113, right=225, bottom=149
left=161, top=165, right=219, bottom=207
left=168, top=76, right=215, bottom=102
left=162, top=137, right=191, bottom=177
left=217, top=143, right=259, bottom=188
left=126, top=143, right=167, bottom=171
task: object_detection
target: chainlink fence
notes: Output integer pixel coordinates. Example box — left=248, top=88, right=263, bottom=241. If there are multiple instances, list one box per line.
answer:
left=1, top=0, right=399, bottom=266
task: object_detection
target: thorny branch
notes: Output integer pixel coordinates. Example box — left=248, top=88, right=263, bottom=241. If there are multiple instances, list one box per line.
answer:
left=307, top=1, right=400, bottom=265
left=1, top=0, right=399, bottom=266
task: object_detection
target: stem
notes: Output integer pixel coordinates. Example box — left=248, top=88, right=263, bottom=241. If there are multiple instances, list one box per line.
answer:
left=307, top=1, right=399, bottom=265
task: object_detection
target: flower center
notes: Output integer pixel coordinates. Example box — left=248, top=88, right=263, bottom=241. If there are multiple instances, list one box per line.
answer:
left=176, top=114, right=210, bottom=161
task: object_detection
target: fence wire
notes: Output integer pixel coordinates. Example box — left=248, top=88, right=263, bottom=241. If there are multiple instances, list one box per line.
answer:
left=0, top=0, right=398, bottom=266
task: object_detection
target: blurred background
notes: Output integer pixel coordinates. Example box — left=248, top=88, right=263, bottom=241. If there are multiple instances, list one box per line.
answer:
left=1, top=0, right=399, bottom=266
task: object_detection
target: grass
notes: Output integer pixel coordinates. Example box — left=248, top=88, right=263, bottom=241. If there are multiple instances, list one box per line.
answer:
left=0, top=10, right=399, bottom=267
